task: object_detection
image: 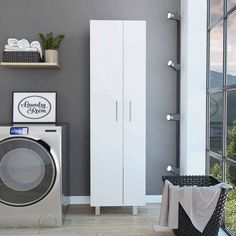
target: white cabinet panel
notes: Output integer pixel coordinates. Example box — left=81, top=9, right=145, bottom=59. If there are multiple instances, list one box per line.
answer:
left=123, top=21, right=146, bottom=206
left=90, top=21, right=123, bottom=206
left=90, top=20, right=146, bottom=208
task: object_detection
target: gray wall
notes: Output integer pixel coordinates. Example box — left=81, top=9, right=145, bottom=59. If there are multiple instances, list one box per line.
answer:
left=0, top=0, right=179, bottom=195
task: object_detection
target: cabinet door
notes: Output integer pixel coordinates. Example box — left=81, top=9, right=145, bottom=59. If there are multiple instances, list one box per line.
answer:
left=123, top=21, right=146, bottom=206
left=90, top=20, right=123, bottom=206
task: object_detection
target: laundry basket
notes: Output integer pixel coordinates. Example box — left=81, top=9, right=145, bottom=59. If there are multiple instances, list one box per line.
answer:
left=162, top=175, right=232, bottom=236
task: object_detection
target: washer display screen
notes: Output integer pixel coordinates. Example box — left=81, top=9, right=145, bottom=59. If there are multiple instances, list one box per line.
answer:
left=10, top=127, right=28, bottom=135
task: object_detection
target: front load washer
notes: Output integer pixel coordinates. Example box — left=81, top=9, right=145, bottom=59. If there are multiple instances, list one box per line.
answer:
left=0, top=124, right=70, bottom=227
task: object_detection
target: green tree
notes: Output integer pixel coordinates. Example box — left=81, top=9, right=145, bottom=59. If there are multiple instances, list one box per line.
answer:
left=210, top=162, right=222, bottom=181
left=210, top=163, right=236, bottom=234
left=227, top=120, right=236, bottom=162
left=211, top=119, right=236, bottom=234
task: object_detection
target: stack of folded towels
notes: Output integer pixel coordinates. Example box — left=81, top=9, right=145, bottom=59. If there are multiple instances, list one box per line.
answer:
left=5, top=38, right=42, bottom=59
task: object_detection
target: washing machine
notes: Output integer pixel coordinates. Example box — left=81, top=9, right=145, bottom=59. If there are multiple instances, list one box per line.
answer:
left=0, top=124, right=70, bottom=227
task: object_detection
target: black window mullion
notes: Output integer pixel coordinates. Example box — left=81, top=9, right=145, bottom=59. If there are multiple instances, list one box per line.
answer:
left=225, top=84, right=236, bottom=89
left=225, top=0, right=228, bottom=14
left=208, top=0, right=210, bottom=28
left=222, top=0, right=228, bottom=184
left=208, top=150, right=223, bottom=160
left=206, top=152, right=210, bottom=175
left=206, top=0, right=210, bottom=160
left=208, top=17, right=225, bottom=30
left=207, top=88, right=224, bottom=93
left=225, top=157, right=236, bottom=166
left=206, top=93, right=210, bottom=152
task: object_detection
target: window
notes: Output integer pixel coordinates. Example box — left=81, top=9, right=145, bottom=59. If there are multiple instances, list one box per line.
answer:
left=210, top=0, right=224, bottom=25
left=210, top=22, right=223, bottom=88
left=228, top=0, right=236, bottom=11
left=210, top=92, right=224, bottom=153
left=227, top=12, right=236, bottom=84
left=207, top=1, right=236, bottom=235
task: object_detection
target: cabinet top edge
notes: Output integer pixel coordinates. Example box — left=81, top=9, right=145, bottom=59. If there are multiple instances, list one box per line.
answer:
left=90, top=20, right=146, bottom=23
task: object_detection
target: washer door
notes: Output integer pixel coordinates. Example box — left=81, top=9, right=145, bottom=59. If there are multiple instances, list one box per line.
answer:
left=0, top=137, right=56, bottom=206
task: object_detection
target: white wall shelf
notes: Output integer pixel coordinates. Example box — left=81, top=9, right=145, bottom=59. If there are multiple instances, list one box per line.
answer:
left=0, top=62, right=60, bottom=69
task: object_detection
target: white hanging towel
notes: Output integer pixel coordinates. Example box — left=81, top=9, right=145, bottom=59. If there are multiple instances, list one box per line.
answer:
left=30, top=41, right=43, bottom=59
left=18, top=39, right=30, bottom=48
left=179, top=183, right=230, bottom=233
left=158, top=180, right=231, bottom=233
left=159, top=180, right=180, bottom=229
left=7, top=38, right=18, bottom=47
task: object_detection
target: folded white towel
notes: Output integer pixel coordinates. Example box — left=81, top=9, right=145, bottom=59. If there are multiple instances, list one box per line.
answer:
left=5, top=45, right=18, bottom=50
left=7, top=38, right=18, bottom=47
left=4, top=45, right=37, bottom=52
left=5, top=39, right=42, bottom=58
left=30, top=41, right=42, bottom=59
left=18, top=39, right=30, bottom=48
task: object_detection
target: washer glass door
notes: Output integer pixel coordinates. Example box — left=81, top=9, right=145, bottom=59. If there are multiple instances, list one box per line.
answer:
left=0, top=137, right=56, bottom=206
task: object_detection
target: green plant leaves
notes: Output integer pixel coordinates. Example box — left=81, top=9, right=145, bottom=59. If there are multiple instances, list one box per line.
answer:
left=39, top=32, right=65, bottom=50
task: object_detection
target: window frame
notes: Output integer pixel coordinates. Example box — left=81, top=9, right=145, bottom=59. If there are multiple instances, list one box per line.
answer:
left=207, top=0, right=236, bottom=235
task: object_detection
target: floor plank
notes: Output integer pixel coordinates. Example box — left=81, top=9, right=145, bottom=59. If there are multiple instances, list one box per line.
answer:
left=0, top=227, right=40, bottom=235
left=0, top=204, right=227, bottom=235
left=0, top=204, right=171, bottom=236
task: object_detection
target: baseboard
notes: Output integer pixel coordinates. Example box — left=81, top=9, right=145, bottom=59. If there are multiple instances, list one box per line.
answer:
left=69, top=195, right=162, bottom=205
left=70, top=196, right=90, bottom=204
left=145, top=195, right=162, bottom=203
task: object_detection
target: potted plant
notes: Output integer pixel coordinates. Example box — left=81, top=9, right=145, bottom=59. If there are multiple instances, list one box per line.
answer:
left=39, top=32, right=65, bottom=63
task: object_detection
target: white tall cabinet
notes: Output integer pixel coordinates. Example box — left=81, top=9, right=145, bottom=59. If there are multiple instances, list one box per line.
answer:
left=90, top=20, right=146, bottom=215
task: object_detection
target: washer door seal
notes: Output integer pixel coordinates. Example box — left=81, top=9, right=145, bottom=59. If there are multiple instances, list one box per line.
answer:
left=0, top=137, right=56, bottom=207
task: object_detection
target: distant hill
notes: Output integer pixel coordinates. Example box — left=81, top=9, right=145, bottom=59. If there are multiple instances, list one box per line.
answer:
left=210, top=70, right=236, bottom=125
left=210, top=70, right=236, bottom=87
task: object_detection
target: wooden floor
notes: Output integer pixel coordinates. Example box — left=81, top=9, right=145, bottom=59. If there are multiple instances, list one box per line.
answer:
left=0, top=204, right=175, bottom=236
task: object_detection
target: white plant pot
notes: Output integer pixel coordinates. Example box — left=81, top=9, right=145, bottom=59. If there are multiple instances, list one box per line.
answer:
left=45, top=50, right=58, bottom=63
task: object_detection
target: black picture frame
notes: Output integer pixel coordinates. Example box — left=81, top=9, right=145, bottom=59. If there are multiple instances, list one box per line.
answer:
left=12, top=91, right=57, bottom=124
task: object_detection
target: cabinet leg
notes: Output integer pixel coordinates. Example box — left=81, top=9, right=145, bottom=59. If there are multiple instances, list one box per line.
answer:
left=95, top=206, right=100, bottom=216
left=132, top=206, right=138, bottom=215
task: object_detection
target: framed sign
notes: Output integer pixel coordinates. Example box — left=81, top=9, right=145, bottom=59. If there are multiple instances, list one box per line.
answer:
left=12, top=92, right=57, bottom=123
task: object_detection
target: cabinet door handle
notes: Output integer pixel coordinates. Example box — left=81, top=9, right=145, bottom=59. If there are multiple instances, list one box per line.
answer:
left=116, top=101, right=118, bottom=122
left=129, top=101, right=132, bottom=122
